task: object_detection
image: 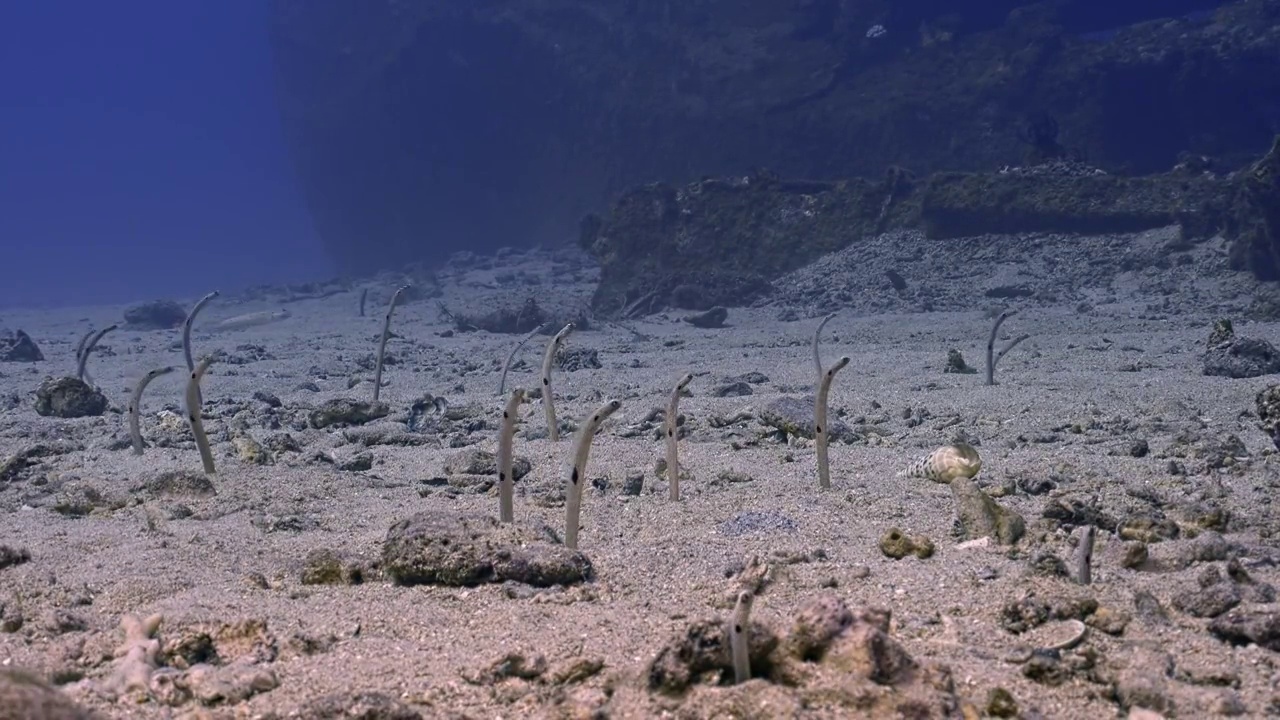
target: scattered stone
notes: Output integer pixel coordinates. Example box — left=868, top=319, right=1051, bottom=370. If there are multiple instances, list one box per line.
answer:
left=52, top=483, right=124, bottom=517
left=725, top=371, right=769, bottom=384
left=300, top=548, right=366, bottom=585
left=232, top=435, right=274, bottom=465
left=986, top=687, right=1018, bottom=718
left=1203, top=334, right=1280, bottom=378
left=442, top=448, right=531, bottom=489
left=1016, top=474, right=1055, bottom=495
left=138, top=470, right=217, bottom=499
left=710, top=469, right=754, bottom=486
left=1172, top=576, right=1241, bottom=619
left=382, top=511, right=592, bottom=587
left=1255, top=383, right=1280, bottom=450
left=1178, top=502, right=1231, bottom=533
left=0, top=545, right=31, bottom=570
left=943, top=349, right=977, bottom=374
left=337, top=452, right=374, bottom=472
left=879, top=528, right=934, bottom=560
left=1118, top=514, right=1179, bottom=544
left=33, top=377, right=108, bottom=418
left=308, top=398, right=390, bottom=429
left=1040, top=497, right=1117, bottom=533
left=760, top=396, right=854, bottom=441
left=1225, top=559, right=1277, bottom=603
left=710, top=381, right=752, bottom=397
left=0, top=669, right=97, bottom=719
left=648, top=617, right=778, bottom=695
left=0, top=329, right=44, bottom=362
left=263, top=433, right=302, bottom=454
left=1208, top=608, right=1280, bottom=651
left=252, top=390, right=283, bottom=407
left=1132, top=591, right=1169, bottom=625
left=1022, top=651, right=1072, bottom=686
left=1028, top=552, right=1069, bottom=578
left=950, top=477, right=1025, bottom=545
left=1120, top=542, right=1149, bottom=570
left=123, top=299, right=188, bottom=329
left=462, top=652, right=548, bottom=685
left=684, top=306, right=728, bottom=328
left=1207, top=318, right=1235, bottom=348
left=1110, top=645, right=1175, bottom=716
left=1176, top=530, right=1234, bottom=568
left=621, top=470, right=644, bottom=496
left=648, top=593, right=959, bottom=715
left=556, top=346, right=602, bottom=371
left=1087, top=607, right=1131, bottom=636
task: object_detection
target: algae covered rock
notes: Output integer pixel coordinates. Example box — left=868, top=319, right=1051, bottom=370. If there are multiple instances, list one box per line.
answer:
left=382, top=511, right=592, bottom=587
left=760, top=396, right=854, bottom=442
left=1202, top=335, right=1280, bottom=379
left=308, top=398, right=389, bottom=429
left=33, top=377, right=108, bottom=418
left=0, top=669, right=99, bottom=720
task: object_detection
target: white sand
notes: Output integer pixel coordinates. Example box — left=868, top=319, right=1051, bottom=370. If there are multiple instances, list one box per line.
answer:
left=1, top=229, right=1278, bottom=718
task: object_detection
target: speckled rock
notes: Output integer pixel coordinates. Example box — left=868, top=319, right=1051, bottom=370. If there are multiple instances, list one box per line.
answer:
left=1203, top=336, right=1280, bottom=378
left=382, top=511, right=592, bottom=587
left=1209, top=607, right=1280, bottom=651
left=308, top=398, right=390, bottom=429
left=760, top=396, right=854, bottom=442
left=647, top=617, right=779, bottom=695
left=879, top=528, right=935, bottom=560
left=1256, top=383, right=1280, bottom=449
left=33, top=377, right=108, bottom=418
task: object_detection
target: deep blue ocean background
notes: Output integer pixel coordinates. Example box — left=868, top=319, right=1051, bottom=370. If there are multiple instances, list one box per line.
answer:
left=0, top=1, right=330, bottom=310
left=0, top=0, right=1236, bottom=310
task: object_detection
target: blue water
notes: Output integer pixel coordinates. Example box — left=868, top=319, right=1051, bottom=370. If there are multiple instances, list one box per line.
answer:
left=0, top=1, right=330, bottom=310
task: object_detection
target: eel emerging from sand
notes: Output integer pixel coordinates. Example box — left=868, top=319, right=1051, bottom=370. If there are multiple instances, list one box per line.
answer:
left=209, top=309, right=291, bottom=332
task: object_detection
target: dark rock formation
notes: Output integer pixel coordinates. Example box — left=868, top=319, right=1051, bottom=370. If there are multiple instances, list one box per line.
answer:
left=123, top=300, right=187, bottom=330
left=580, top=152, right=1250, bottom=313
left=1256, top=383, right=1280, bottom=449
left=581, top=172, right=905, bottom=314
left=920, top=166, right=1232, bottom=239
left=1227, top=135, right=1280, bottom=280
left=269, top=0, right=1276, bottom=274
left=381, top=511, right=592, bottom=587
left=33, top=377, right=108, bottom=418
left=0, top=329, right=43, bottom=362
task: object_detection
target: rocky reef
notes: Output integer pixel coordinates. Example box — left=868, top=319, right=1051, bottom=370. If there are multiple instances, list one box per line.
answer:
left=269, top=0, right=1280, bottom=274
left=580, top=138, right=1280, bottom=314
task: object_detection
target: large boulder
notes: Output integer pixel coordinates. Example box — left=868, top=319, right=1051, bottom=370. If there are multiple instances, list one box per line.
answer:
left=269, top=0, right=1280, bottom=274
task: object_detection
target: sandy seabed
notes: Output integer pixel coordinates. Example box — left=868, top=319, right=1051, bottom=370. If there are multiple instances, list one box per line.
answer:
left=2, top=229, right=1279, bottom=719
